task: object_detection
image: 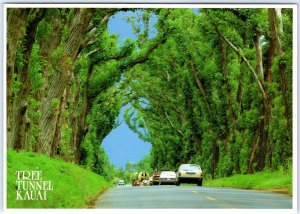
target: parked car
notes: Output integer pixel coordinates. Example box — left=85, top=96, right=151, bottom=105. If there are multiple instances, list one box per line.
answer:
left=152, top=169, right=161, bottom=185
left=176, top=164, right=203, bottom=186
left=149, top=176, right=154, bottom=185
left=118, top=179, right=125, bottom=186
left=130, top=172, right=139, bottom=186
left=159, top=171, right=176, bottom=185
left=142, top=179, right=150, bottom=186
left=152, top=168, right=171, bottom=185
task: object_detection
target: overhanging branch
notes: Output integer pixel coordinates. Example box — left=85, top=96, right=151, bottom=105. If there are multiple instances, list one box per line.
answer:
left=205, top=10, right=268, bottom=101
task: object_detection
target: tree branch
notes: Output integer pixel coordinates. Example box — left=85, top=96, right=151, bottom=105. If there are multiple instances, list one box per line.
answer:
left=206, top=13, right=268, bottom=101
left=120, top=34, right=168, bottom=70
left=164, top=111, right=184, bottom=137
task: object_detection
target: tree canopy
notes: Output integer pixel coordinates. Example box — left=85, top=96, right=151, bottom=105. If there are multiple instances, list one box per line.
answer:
left=7, top=7, right=293, bottom=179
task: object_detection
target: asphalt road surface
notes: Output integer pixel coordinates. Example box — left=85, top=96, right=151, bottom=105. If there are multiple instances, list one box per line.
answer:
left=95, top=185, right=292, bottom=209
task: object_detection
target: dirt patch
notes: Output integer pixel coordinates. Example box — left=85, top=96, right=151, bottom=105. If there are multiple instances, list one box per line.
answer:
left=207, top=185, right=292, bottom=197
left=263, top=188, right=291, bottom=196
left=86, top=188, right=108, bottom=208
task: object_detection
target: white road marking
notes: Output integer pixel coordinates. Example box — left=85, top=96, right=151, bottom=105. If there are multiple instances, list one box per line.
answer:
left=206, top=196, right=216, bottom=201
left=192, top=191, right=198, bottom=194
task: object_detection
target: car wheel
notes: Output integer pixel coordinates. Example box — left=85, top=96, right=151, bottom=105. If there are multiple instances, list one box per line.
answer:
left=177, top=181, right=180, bottom=186
left=197, top=180, right=203, bottom=186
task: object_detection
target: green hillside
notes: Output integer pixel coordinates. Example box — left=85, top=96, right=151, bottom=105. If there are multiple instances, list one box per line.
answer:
left=7, top=150, right=111, bottom=208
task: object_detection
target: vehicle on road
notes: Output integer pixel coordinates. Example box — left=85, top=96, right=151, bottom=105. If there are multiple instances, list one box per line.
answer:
left=130, top=172, right=139, bottom=186
left=159, top=171, right=176, bottom=185
left=152, top=169, right=161, bottom=185
left=131, top=171, right=150, bottom=186
left=152, top=168, right=171, bottom=185
left=118, top=179, right=125, bottom=185
left=176, top=164, right=203, bottom=186
left=142, top=179, right=150, bottom=186
left=149, top=176, right=153, bottom=185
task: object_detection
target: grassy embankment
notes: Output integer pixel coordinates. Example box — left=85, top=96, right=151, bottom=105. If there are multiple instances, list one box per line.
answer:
left=7, top=150, right=111, bottom=208
left=205, top=169, right=292, bottom=196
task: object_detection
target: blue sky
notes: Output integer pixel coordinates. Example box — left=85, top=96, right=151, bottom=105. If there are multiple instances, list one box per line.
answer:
left=101, top=11, right=154, bottom=169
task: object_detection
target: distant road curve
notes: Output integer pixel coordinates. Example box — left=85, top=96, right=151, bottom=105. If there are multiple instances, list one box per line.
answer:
left=95, top=185, right=292, bottom=209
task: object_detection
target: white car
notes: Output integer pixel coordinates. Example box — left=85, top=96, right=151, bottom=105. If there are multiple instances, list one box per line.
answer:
left=142, top=179, right=150, bottom=186
left=148, top=176, right=153, bottom=185
left=176, top=164, right=203, bottom=186
left=118, top=179, right=125, bottom=185
left=159, top=171, right=176, bottom=185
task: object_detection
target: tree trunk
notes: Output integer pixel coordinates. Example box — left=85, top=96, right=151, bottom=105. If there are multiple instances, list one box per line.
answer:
left=190, top=58, right=212, bottom=114
left=266, top=9, right=283, bottom=83
left=221, top=41, right=236, bottom=140
left=193, top=134, right=202, bottom=155
left=7, top=8, right=29, bottom=149
left=248, top=128, right=259, bottom=174
left=51, top=76, right=74, bottom=158
left=253, top=29, right=272, bottom=171
left=265, top=39, right=275, bottom=83
left=37, top=9, right=94, bottom=155
left=69, top=76, right=80, bottom=161
left=74, top=63, right=94, bottom=163
left=236, top=56, right=244, bottom=117
left=34, top=10, right=64, bottom=152
left=253, top=33, right=264, bottom=80
left=211, top=140, right=219, bottom=179
left=11, top=9, right=45, bottom=151
left=256, top=99, right=272, bottom=171
left=38, top=10, right=64, bottom=110
left=269, top=8, right=291, bottom=136
left=186, top=92, right=202, bottom=156
left=51, top=91, right=65, bottom=157
left=268, top=8, right=291, bottom=166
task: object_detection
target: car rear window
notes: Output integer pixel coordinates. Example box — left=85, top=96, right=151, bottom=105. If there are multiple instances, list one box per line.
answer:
left=179, top=165, right=201, bottom=171
left=160, top=171, right=176, bottom=176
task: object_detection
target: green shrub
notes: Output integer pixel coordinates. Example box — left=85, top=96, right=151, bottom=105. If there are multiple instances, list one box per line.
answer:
left=205, top=169, right=292, bottom=195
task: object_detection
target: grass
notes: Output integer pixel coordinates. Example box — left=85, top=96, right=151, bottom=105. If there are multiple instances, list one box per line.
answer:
left=7, top=150, right=111, bottom=208
left=204, top=170, right=292, bottom=196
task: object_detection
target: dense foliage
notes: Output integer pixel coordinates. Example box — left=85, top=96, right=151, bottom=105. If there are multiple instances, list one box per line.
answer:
left=123, top=8, right=293, bottom=178
left=7, top=8, right=293, bottom=180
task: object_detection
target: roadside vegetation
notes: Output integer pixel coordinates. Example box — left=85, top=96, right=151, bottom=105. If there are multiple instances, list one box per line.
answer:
left=7, top=150, right=111, bottom=208
left=205, top=169, right=292, bottom=195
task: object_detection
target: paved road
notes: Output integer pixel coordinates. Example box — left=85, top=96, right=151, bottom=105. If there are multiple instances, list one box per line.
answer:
left=95, top=185, right=292, bottom=209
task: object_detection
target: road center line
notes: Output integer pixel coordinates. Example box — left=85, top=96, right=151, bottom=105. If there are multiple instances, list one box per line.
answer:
left=206, top=196, right=216, bottom=201
left=192, top=191, right=198, bottom=194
